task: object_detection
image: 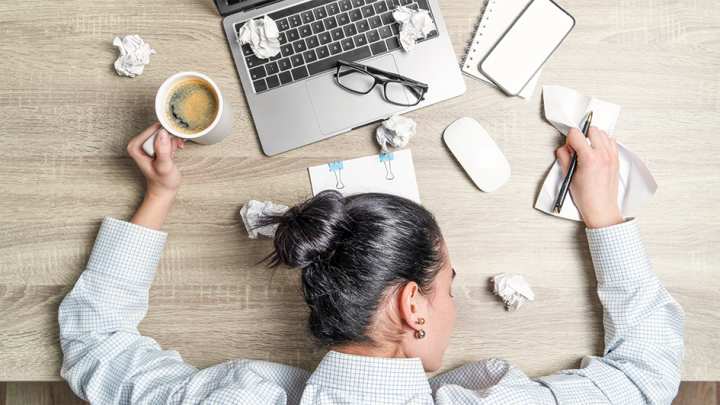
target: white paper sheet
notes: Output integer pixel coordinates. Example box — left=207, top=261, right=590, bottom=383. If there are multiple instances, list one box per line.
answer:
left=491, top=273, right=535, bottom=312
left=535, top=85, right=658, bottom=221
left=392, top=6, right=436, bottom=53
left=308, top=149, right=421, bottom=204
left=239, top=200, right=289, bottom=239
left=376, top=114, right=417, bottom=154
left=236, top=15, right=281, bottom=59
left=112, top=35, right=155, bottom=77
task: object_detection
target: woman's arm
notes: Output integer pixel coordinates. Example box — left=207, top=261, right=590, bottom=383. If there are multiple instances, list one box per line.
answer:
left=431, top=222, right=684, bottom=404
left=59, top=216, right=196, bottom=403
left=533, top=218, right=685, bottom=404
left=59, top=125, right=310, bottom=404
left=59, top=125, right=191, bottom=402
left=127, top=123, right=184, bottom=230
left=430, top=127, right=685, bottom=404
left=548, top=127, right=684, bottom=402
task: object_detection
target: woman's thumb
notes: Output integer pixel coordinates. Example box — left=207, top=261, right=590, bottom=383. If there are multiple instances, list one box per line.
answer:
left=154, top=130, right=174, bottom=174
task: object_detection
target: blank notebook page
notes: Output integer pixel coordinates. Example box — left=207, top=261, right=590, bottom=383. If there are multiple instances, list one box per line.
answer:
left=461, top=0, right=533, bottom=84
left=480, top=0, right=574, bottom=96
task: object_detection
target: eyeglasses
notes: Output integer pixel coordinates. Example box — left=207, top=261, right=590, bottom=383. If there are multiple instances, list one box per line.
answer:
left=335, top=60, right=429, bottom=107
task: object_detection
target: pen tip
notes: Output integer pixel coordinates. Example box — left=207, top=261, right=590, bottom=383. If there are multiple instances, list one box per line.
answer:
left=587, top=111, right=593, bottom=121
left=553, top=207, right=560, bottom=214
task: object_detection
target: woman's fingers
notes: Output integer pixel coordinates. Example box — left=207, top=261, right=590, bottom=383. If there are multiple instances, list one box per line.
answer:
left=586, top=126, right=610, bottom=151
left=169, top=135, right=181, bottom=159
left=566, top=127, right=592, bottom=157
left=128, top=123, right=163, bottom=158
left=556, top=144, right=574, bottom=176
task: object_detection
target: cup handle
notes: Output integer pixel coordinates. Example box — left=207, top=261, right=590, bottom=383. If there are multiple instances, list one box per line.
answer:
left=142, top=128, right=176, bottom=157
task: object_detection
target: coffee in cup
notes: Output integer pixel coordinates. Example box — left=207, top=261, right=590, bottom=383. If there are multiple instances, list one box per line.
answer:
left=165, top=78, right=219, bottom=135
left=141, top=72, right=235, bottom=157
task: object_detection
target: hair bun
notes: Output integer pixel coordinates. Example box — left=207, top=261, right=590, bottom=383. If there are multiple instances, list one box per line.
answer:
left=270, top=190, right=351, bottom=269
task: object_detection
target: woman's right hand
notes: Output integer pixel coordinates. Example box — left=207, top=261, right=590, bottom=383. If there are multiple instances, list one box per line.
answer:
left=127, top=123, right=185, bottom=200
left=127, top=123, right=185, bottom=230
left=556, top=126, right=624, bottom=229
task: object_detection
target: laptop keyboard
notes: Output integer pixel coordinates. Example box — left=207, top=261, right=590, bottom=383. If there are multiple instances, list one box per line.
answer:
left=236, top=0, right=438, bottom=94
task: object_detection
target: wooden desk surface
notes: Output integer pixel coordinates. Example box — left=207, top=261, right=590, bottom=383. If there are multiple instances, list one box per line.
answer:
left=1, top=0, right=719, bottom=381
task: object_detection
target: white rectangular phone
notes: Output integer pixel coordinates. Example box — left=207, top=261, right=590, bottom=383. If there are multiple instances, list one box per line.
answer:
left=479, top=0, right=574, bottom=96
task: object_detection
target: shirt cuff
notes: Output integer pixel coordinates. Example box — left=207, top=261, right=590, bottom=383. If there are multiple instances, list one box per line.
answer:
left=85, top=216, right=168, bottom=288
left=585, top=218, right=653, bottom=285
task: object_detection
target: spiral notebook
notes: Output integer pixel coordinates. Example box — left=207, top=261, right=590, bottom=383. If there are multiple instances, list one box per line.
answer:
left=460, top=0, right=543, bottom=100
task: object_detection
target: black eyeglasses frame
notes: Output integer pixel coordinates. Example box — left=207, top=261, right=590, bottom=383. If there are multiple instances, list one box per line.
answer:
left=335, top=60, right=429, bottom=107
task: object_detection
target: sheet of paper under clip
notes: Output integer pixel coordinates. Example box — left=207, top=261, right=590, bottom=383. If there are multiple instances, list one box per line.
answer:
left=308, top=149, right=421, bottom=204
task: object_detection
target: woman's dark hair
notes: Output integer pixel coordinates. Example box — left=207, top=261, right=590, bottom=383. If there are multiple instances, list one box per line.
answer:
left=262, top=190, right=445, bottom=349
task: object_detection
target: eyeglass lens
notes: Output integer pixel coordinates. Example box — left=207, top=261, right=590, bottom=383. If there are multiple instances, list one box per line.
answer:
left=337, top=65, right=376, bottom=93
left=337, top=65, right=423, bottom=106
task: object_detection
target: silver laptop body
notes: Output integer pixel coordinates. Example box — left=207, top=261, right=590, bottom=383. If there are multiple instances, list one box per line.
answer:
left=220, top=0, right=465, bottom=156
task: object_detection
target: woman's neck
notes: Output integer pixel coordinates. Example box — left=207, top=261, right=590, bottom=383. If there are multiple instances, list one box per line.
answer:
left=333, top=343, right=406, bottom=359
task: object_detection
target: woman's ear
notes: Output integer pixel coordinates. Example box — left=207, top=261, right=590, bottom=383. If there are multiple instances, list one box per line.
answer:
left=397, top=282, right=424, bottom=332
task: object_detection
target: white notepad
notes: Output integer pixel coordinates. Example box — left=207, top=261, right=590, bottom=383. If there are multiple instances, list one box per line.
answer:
left=308, top=150, right=421, bottom=204
left=460, top=0, right=542, bottom=99
left=480, top=0, right=574, bottom=96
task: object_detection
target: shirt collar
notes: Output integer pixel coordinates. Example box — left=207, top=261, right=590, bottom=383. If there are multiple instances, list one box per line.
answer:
left=307, top=350, right=432, bottom=395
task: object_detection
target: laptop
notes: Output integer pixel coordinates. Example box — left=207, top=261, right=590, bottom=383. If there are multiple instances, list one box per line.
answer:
left=216, top=0, right=466, bottom=156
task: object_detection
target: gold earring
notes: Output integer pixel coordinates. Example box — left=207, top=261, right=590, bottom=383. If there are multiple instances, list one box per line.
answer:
left=415, top=318, right=426, bottom=338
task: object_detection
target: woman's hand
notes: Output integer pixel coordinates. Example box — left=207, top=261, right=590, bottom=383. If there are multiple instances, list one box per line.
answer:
left=556, top=126, right=624, bottom=229
left=127, top=123, right=185, bottom=200
left=127, top=123, right=185, bottom=230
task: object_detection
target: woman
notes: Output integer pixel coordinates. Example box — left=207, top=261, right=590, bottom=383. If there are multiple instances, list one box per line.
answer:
left=59, top=123, right=684, bottom=404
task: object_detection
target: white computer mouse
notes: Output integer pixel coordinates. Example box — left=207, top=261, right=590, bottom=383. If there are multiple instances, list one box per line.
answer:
left=443, top=117, right=511, bottom=192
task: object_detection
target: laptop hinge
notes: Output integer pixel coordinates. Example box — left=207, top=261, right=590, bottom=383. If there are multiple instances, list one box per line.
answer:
left=213, top=0, right=284, bottom=17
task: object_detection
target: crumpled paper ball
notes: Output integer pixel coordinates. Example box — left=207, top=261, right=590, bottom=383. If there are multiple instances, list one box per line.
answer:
left=113, top=35, right=155, bottom=77
left=491, top=273, right=535, bottom=312
left=392, top=6, right=436, bottom=53
left=376, top=114, right=417, bottom=154
left=240, top=200, right=289, bottom=239
left=236, top=15, right=281, bottom=59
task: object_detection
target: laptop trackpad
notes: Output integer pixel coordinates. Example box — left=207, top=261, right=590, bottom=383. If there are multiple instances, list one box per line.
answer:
left=306, top=55, right=407, bottom=135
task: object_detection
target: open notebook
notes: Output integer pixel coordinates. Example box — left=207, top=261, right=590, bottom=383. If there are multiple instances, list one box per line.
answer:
left=460, top=0, right=542, bottom=100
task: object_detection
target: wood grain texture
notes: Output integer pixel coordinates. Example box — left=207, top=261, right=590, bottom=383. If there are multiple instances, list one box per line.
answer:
left=3, top=382, right=88, bottom=405
left=1, top=0, right=719, bottom=381
left=672, top=382, right=719, bottom=405
left=2, top=381, right=718, bottom=404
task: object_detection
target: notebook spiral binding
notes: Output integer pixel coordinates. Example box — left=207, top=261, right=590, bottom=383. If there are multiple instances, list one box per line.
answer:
left=459, top=0, right=495, bottom=70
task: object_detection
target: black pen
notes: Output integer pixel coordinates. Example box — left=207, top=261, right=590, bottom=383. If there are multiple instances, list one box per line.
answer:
left=553, top=111, right=593, bottom=214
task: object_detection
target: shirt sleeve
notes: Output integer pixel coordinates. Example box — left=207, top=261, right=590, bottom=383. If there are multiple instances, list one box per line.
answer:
left=430, top=219, right=685, bottom=405
left=534, top=218, right=686, bottom=404
left=58, top=217, right=310, bottom=405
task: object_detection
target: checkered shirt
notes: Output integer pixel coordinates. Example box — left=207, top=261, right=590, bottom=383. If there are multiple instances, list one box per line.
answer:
left=59, top=216, right=684, bottom=404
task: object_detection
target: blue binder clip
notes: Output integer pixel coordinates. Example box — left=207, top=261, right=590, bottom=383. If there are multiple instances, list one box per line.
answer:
left=379, top=153, right=395, bottom=180
left=328, top=161, right=345, bottom=189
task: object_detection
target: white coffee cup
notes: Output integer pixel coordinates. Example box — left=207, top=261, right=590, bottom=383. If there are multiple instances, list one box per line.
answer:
left=142, top=71, right=234, bottom=157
